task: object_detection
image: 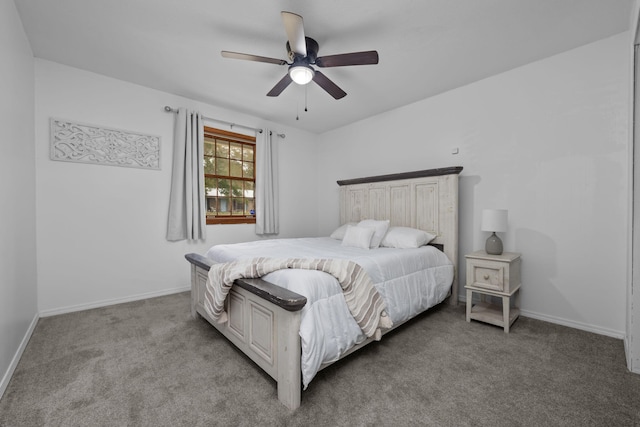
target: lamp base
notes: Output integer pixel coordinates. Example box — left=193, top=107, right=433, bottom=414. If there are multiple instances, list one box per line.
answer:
left=485, top=232, right=503, bottom=255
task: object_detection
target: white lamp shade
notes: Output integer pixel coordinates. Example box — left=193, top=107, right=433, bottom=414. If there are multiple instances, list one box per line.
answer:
left=289, top=65, right=314, bottom=85
left=481, top=209, right=508, bottom=232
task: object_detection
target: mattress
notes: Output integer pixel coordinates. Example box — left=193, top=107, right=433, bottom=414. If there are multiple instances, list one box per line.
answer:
left=205, top=237, right=454, bottom=387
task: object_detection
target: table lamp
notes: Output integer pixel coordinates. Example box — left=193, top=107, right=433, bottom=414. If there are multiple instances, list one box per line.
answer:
left=481, top=209, right=508, bottom=255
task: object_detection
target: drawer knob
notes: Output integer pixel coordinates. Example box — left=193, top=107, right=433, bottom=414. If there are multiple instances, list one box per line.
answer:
left=483, top=274, right=490, bottom=280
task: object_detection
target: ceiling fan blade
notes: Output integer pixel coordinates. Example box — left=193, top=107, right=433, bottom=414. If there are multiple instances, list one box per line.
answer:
left=221, top=51, right=287, bottom=66
left=281, top=11, right=307, bottom=57
left=266, top=74, right=293, bottom=97
left=312, top=71, right=346, bottom=99
left=315, top=50, right=379, bottom=68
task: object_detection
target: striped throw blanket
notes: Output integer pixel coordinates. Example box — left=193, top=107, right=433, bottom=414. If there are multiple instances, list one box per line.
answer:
left=204, top=257, right=393, bottom=339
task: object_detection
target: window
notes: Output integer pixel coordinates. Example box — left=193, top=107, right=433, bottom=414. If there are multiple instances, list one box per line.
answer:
left=203, top=127, right=256, bottom=224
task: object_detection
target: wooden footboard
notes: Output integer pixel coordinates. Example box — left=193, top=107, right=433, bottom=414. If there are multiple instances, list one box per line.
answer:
left=185, top=253, right=307, bottom=410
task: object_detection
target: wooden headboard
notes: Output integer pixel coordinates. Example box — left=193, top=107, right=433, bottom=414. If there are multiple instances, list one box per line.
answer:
left=337, top=166, right=462, bottom=304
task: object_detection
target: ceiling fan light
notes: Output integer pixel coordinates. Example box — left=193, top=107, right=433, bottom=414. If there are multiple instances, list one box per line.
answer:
left=289, top=65, right=314, bottom=85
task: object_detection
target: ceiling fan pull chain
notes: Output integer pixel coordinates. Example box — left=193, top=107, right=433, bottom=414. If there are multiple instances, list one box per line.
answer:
left=305, top=85, right=308, bottom=112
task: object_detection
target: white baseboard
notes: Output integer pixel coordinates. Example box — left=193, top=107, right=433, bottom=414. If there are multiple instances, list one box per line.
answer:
left=518, top=309, right=625, bottom=340
left=0, top=312, right=39, bottom=400
left=458, top=294, right=626, bottom=340
left=39, top=285, right=190, bottom=318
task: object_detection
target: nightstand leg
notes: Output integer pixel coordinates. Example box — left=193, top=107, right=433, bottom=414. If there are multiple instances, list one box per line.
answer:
left=502, top=295, right=510, bottom=333
left=466, top=289, right=472, bottom=322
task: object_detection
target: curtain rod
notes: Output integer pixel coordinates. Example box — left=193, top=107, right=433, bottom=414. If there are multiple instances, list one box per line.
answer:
left=164, top=105, right=264, bottom=134
left=164, top=105, right=287, bottom=139
left=164, top=106, right=286, bottom=138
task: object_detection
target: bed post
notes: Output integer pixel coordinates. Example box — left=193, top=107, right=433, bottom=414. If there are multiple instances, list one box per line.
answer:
left=188, top=255, right=215, bottom=319
left=190, top=263, right=198, bottom=319
left=276, top=310, right=302, bottom=410
left=440, top=172, right=459, bottom=306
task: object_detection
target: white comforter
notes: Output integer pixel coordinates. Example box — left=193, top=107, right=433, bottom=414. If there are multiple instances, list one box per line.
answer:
left=205, top=237, right=454, bottom=387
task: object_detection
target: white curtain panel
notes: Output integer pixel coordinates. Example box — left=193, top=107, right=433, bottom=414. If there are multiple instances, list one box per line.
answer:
left=166, top=108, right=206, bottom=241
left=255, top=129, right=279, bottom=235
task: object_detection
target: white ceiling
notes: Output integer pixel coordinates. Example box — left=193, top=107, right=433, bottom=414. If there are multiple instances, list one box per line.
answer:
left=14, top=0, right=633, bottom=134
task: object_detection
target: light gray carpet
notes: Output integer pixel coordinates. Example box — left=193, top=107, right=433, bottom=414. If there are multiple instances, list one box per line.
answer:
left=1, top=292, right=639, bottom=426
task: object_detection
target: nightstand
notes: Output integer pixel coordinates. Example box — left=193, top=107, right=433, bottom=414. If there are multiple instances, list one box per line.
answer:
left=465, top=251, right=521, bottom=333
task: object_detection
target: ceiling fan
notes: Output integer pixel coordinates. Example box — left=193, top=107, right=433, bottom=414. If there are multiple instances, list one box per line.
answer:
left=221, top=11, right=379, bottom=100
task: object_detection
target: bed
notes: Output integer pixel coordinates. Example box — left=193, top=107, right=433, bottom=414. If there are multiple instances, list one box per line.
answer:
left=185, top=166, right=462, bottom=410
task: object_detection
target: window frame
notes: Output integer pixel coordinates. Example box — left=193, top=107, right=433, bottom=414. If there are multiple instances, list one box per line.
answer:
left=203, top=126, right=256, bottom=225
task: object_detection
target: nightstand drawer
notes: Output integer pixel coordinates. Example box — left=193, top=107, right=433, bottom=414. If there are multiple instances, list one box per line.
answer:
left=466, top=257, right=520, bottom=293
left=470, top=263, right=505, bottom=291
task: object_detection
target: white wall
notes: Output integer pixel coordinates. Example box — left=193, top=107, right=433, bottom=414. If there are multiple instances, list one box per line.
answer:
left=317, top=33, right=630, bottom=338
left=34, top=60, right=320, bottom=314
left=0, top=0, right=38, bottom=397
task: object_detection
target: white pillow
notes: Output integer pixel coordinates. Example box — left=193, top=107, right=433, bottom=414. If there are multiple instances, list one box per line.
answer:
left=358, top=219, right=390, bottom=248
left=330, top=222, right=357, bottom=240
left=381, top=227, right=436, bottom=249
left=341, top=225, right=375, bottom=249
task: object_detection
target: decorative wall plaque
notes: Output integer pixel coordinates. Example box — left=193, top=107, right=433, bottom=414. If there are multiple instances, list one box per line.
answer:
left=50, top=118, right=160, bottom=170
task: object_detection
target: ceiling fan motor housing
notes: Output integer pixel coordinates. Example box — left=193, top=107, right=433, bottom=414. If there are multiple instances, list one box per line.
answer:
left=287, top=37, right=319, bottom=63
